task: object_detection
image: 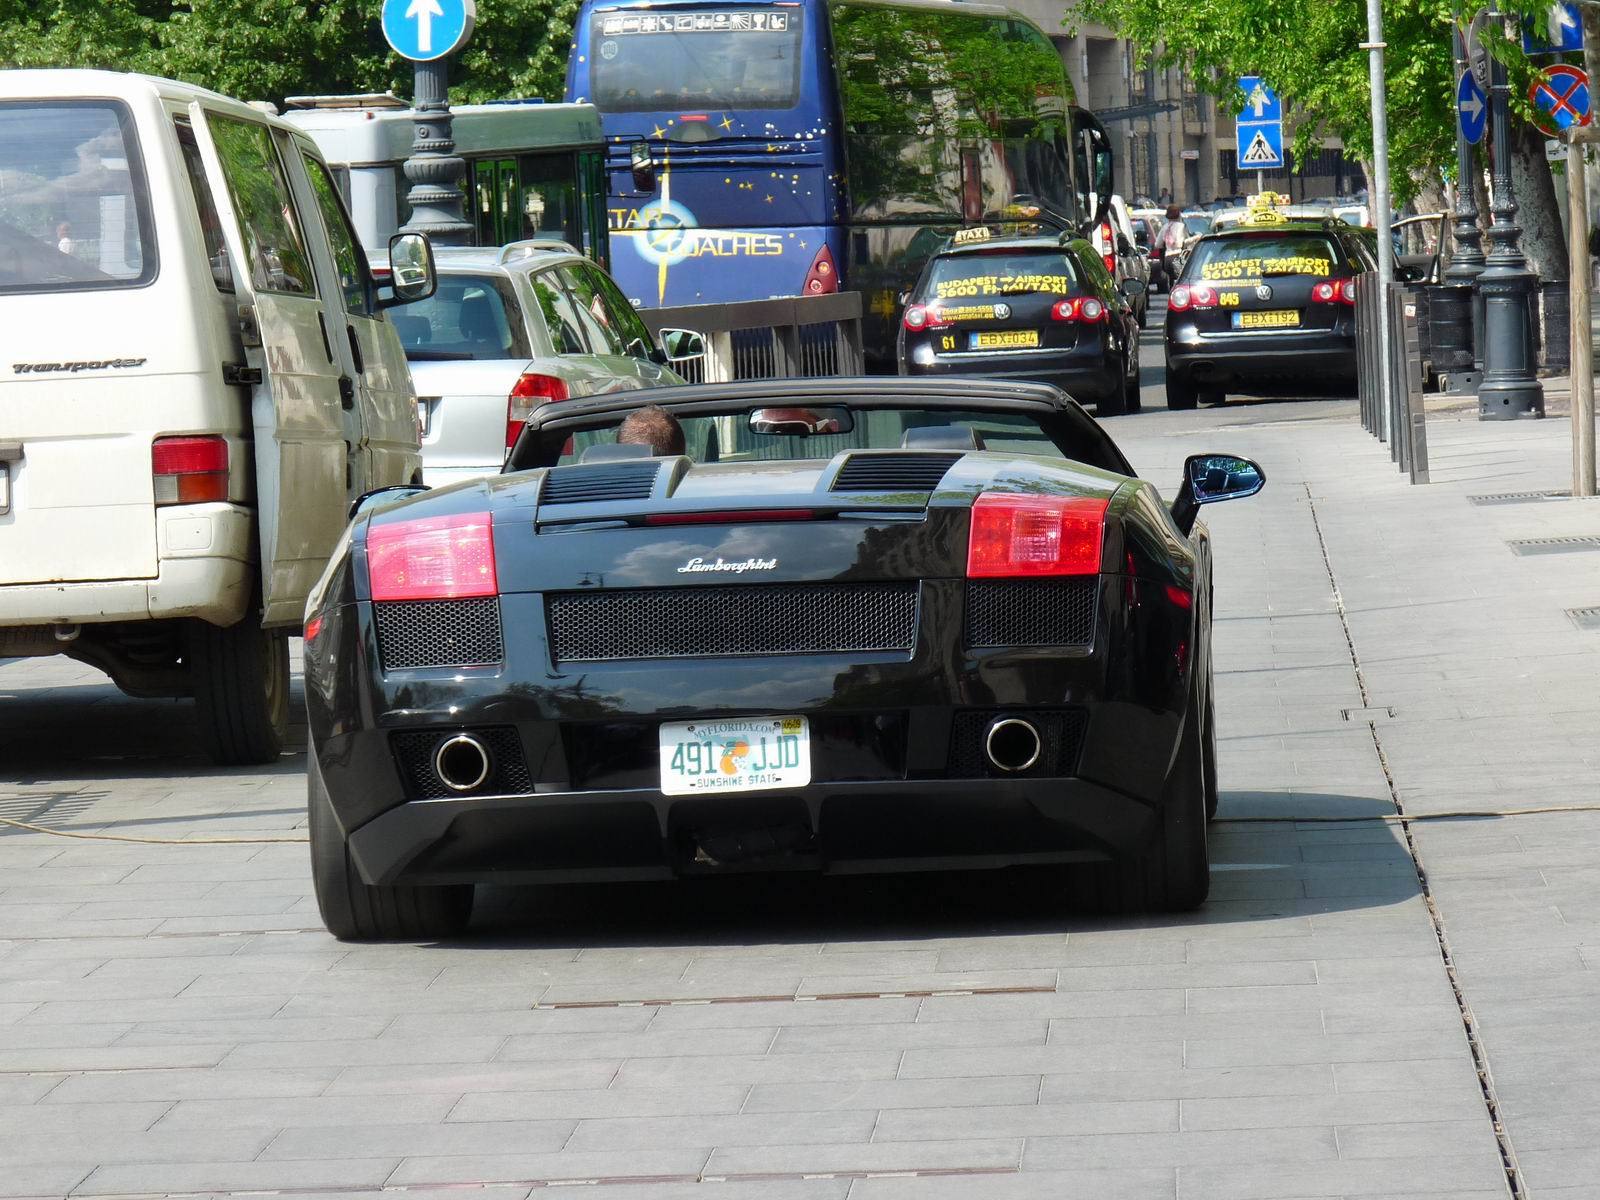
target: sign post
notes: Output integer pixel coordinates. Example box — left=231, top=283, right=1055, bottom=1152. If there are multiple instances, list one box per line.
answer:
left=382, top=0, right=477, bottom=245
left=1447, top=8, right=1487, bottom=375
left=1234, top=76, right=1284, bottom=192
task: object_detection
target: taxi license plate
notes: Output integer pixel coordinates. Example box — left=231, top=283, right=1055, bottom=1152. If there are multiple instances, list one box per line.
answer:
left=659, top=716, right=810, bottom=796
left=969, top=330, right=1040, bottom=350
left=1233, top=310, right=1300, bottom=329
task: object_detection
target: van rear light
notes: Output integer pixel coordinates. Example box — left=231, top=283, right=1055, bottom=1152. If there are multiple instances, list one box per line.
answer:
left=152, top=436, right=228, bottom=505
left=966, top=493, right=1109, bottom=578
left=1100, top=223, right=1116, bottom=272
left=367, top=511, right=497, bottom=601
left=507, top=373, right=570, bottom=455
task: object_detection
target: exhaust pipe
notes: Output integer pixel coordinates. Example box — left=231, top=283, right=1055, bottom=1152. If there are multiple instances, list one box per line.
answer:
left=984, top=717, right=1042, bottom=773
left=433, top=734, right=492, bottom=793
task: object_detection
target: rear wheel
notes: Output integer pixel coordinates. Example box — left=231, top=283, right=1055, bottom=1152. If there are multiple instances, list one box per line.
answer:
left=1070, top=678, right=1210, bottom=913
left=1200, top=389, right=1227, bottom=406
left=1165, top=370, right=1198, bottom=410
left=188, top=616, right=288, bottom=765
left=309, top=754, right=474, bottom=942
left=1097, top=365, right=1128, bottom=418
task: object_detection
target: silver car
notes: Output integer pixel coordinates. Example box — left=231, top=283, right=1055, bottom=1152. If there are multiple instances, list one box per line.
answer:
left=381, top=242, right=699, bottom=486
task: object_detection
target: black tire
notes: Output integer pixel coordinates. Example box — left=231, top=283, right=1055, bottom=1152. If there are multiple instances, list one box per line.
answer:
left=188, top=615, right=289, bottom=765
left=1070, top=675, right=1210, bottom=913
left=1200, top=389, right=1227, bottom=407
left=1097, top=368, right=1128, bottom=418
left=1124, top=346, right=1143, bottom=413
left=1166, top=370, right=1198, bottom=410
left=308, top=754, right=473, bottom=942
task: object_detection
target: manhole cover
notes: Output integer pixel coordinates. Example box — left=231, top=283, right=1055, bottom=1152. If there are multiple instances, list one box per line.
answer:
left=1509, top=537, right=1600, bottom=555
left=1568, top=607, right=1600, bottom=631
left=1341, top=706, right=1398, bottom=722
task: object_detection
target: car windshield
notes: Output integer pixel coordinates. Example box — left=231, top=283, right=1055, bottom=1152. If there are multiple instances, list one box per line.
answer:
left=923, top=251, right=1080, bottom=301
left=589, top=11, right=804, bottom=112
left=0, top=101, right=156, bottom=295
left=538, top=406, right=1073, bottom=466
left=387, top=273, right=531, bottom=361
left=1182, top=215, right=1211, bottom=235
left=1186, top=234, right=1339, bottom=282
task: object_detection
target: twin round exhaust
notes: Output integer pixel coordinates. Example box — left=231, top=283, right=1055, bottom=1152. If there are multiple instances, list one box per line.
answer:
left=430, top=718, right=1041, bottom=793
left=984, top=717, right=1042, bottom=773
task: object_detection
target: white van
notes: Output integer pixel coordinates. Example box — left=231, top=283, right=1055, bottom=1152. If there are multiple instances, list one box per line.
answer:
left=0, top=71, right=432, bottom=763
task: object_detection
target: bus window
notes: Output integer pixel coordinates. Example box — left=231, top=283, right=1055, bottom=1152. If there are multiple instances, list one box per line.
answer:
left=518, top=152, right=584, bottom=248
left=589, top=11, right=804, bottom=112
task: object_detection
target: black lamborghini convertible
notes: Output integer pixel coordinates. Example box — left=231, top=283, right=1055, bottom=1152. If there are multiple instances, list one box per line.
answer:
left=303, top=379, right=1263, bottom=940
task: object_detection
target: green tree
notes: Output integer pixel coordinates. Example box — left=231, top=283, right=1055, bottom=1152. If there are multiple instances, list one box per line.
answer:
left=0, top=0, right=581, bottom=107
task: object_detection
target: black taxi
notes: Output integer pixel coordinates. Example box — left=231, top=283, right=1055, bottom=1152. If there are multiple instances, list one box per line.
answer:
left=1163, top=196, right=1376, bottom=409
left=897, top=223, right=1145, bottom=417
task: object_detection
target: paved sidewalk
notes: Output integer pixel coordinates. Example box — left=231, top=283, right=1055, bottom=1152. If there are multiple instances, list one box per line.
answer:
left=0, top=395, right=1594, bottom=1198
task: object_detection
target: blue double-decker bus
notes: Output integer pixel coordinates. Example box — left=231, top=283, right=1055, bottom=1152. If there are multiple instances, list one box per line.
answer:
left=566, top=0, right=1112, bottom=367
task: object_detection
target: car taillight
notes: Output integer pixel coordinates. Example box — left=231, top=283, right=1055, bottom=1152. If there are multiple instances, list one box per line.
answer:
left=367, top=511, right=497, bottom=601
left=1168, top=285, right=1191, bottom=311
left=966, top=493, right=1109, bottom=578
left=1338, top=277, right=1358, bottom=304
left=1169, top=284, right=1216, bottom=312
left=152, top=436, right=228, bottom=505
left=803, top=244, right=838, bottom=295
left=506, top=373, right=569, bottom=455
left=1312, top=281, right=1337, bottom=303
left=903, top=304, right=950, bottom=331
left=1050, top=297, right=1106, bottom=323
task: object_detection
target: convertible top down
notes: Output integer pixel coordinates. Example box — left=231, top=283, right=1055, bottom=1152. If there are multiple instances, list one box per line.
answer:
left=303, top=378, right=1264, bottom=940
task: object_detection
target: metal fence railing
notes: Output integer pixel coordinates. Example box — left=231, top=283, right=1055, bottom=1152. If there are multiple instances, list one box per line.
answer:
left=639, top=292, right=865, bottom=385
left=1356, top=276, right=1430, bottom=484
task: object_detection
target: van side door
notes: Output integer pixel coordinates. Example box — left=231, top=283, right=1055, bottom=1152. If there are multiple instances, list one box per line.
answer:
left=187, top=102, right=348, bottom=628
left=296, top=150, right=420, bottom=496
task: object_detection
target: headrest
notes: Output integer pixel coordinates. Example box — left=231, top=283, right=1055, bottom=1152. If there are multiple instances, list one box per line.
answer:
left=580, top=441, right=656, bottom=463
left=901, top=426, right=985, bottom=451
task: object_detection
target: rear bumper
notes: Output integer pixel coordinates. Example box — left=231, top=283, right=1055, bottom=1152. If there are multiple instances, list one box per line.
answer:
left=0, top=503, right=254, bottom=627
left=1165, top=325, right=1356, bottom=390
left=903, top=356, right=1122, bottom=405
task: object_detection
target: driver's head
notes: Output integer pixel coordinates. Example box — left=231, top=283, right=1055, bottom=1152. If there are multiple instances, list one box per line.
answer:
left=617, top=404, right=685, bottom=456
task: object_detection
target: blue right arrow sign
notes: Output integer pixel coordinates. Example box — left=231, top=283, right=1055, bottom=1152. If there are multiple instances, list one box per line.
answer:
left=1457, top=70, right=1488, bottom=145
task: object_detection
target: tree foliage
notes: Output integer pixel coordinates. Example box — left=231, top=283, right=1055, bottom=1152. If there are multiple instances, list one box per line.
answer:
left=0, top=0, right=580, bottom=107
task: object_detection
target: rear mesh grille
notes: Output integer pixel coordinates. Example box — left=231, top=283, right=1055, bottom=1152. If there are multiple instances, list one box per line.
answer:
left=541, top=461, right=660, bottom=505
left=966, top=579, right=1097, bottom=647
left=389, top=727, right=533, bottom=800
left=375, top=598, right=503, bottom=670
left=547, top=582, right=919, bottom=662
left=946, top=709, right=1089, bottom=778
left=832, top=453, right=960, bottom=493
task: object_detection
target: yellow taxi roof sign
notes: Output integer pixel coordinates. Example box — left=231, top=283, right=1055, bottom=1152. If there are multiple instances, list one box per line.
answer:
left=953, top=226, right=992, bottom=245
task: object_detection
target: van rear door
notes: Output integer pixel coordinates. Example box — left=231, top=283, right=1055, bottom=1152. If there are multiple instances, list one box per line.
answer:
left=188, top=102, right=348, bottom=627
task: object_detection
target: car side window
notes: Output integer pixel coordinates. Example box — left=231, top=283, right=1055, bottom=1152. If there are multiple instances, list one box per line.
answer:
left=174, top=121, right=233, bottom=292
left=558, top=264, right=627, bottom=356
left=302, top=153, right=372, bottom=316
left=1073, top=244, right=1112, bottom=293
left=204, top=115, right=316, bottom=296
left=590, top=266, right=657, bottom=359
left=530, top=270, right=589, bottom=355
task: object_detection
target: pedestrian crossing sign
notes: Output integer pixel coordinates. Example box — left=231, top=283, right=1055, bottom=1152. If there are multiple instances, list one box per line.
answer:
left=1236, top=121, right=1284, bottom=171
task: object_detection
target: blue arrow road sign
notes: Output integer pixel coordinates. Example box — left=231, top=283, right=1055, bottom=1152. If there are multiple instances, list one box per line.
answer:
left=1523, top=2, right=1583, bottom=55
left=1235, top=76, right=1284, bottom=171
left=382, top=0, right=476, bottom=62
left=1457, top=70, right=1487, bottom=144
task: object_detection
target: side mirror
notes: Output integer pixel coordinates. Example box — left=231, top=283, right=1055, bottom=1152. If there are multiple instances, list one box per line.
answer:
left=659, top=327, right=705, bottom=363
left=349, top=483, right=428, bottom=522
left=630, top=142, right=656, bottom=192
left=1171, top=454, right=1265, bottom=535
left=380, top=233, right=436, bottom=308
left=1120, top=277, right=1146, bottom=297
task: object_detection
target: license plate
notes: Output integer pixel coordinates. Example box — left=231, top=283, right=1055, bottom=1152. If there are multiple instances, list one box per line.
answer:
left=659, top=716, right=810, bottom=796
left=1233, top=310, right=1300, bottom=329
left=0, top=463, right=9, bottom=516
left=969, top=330, right=1040, bottom=350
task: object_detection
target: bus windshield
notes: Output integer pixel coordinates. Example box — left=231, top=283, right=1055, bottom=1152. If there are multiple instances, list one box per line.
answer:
left=590, top=10, right=804, bottom=112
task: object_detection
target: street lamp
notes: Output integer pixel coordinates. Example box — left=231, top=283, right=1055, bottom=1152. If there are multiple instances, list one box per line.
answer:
left=1444, top=14, right=1486, bottom=366
left=400, top=59, right=474, bottom=246
left=1477, top=1, right=1545, bottom=419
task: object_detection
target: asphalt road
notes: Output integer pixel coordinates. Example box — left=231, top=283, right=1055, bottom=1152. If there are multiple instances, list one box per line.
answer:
left=2, top=310, right=1596, bottom=1198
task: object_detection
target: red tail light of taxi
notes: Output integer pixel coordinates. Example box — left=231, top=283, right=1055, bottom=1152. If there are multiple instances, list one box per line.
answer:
left=966, top=493, right=1109, bottom=578
left=1167, top=284, right=1216, bottom=312
left=1338, top=277, right=1358, bottom=304
left=1313, top=278, right=1358, bottom=305
left=367, top=512, right=498, bottom=601
left=152, top=435, right=229, bottom=505
left=1051, top=297, right=1106, bottom=323
left=507, top=373, right=570, bottom=455
left=903, top=304, right=950, bottom=331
